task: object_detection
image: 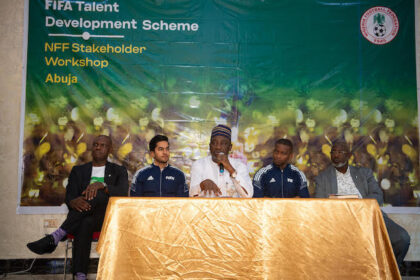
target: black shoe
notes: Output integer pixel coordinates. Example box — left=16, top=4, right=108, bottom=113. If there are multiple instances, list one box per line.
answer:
left=27, top=235, right=57, bottom=254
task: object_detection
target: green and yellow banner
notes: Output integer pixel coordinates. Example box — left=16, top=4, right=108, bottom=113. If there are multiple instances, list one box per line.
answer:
left=19, top=0, right=418, bottom=212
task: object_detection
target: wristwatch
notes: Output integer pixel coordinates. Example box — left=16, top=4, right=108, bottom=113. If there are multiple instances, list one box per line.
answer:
left=230, top=171, right=237, bottom=179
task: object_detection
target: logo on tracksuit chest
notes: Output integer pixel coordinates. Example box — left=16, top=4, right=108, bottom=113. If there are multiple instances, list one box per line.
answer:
left=269, top=177, right=293, bottom=183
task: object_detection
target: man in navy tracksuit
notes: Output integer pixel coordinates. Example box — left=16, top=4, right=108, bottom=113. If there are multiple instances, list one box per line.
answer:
left=253, top=138, right=310, bottom=198
left=130, top=135, right=188, bottom=197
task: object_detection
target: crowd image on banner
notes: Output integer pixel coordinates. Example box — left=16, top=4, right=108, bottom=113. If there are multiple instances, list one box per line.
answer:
left=20, top=93, right=419, bottom=207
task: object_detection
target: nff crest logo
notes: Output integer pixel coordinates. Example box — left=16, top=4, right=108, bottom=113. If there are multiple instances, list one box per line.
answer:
left=360, top=7, right=399, bottom=45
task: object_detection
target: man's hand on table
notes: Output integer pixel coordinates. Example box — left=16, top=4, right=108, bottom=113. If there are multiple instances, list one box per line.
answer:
left=200, top=179, right=222, bottom=196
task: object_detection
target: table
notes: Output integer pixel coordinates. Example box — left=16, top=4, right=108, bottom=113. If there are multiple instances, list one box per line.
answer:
left=96, top=198, right=399, bottom=279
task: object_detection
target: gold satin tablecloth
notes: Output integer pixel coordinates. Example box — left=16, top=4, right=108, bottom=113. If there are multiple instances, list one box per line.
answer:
left=96, top=198, right=399, bottom=279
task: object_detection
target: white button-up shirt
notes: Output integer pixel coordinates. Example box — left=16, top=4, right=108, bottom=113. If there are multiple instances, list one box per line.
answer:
left=189, top=156, right=253, bottom=198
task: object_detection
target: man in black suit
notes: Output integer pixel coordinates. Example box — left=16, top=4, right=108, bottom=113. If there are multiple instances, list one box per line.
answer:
left=27, top=135, right=128, bottom=280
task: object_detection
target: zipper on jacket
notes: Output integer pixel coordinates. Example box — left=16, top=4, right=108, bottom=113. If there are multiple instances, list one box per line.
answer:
left=281, top=169, right=284, bottom=198
left=159, top=169, right=163, bottom=197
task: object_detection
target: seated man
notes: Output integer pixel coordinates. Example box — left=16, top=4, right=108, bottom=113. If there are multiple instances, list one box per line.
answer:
left=314, top=140, right=410, bottom=270
left=27, top=135, right=128, bottom=280
left=130, top=135, right=188, bottom=197
left=190, top=124, right=253, bottom=197
left=253, top=138, right=310, bottom=198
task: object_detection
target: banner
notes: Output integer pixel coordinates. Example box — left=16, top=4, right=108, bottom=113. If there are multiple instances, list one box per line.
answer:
left=19, top=0, right=419, bottom=213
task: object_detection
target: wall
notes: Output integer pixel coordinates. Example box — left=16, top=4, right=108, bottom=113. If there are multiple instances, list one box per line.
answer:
left=0, top=0, right=418, bottom=260
left=0, top=0, right=87, bottom=259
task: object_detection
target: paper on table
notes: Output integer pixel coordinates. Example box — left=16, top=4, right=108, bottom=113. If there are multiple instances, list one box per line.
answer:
left=329, top=194, right=359, bottom=199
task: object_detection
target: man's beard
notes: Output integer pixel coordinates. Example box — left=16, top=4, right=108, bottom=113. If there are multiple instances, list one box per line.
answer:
left=333, top=161, right=347, bottom=168
left=155, top=158, right=168, bottom=165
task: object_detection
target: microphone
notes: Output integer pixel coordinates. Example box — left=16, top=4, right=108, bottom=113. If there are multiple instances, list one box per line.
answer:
left=219, top=163, right=224, bottom=174
left=218, top=152, right=224, bottom=174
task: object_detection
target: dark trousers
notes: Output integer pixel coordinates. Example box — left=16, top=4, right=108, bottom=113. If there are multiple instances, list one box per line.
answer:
left=383, top=212, right=411, bottom=269
left=61, top=191, right=108, bottom=275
